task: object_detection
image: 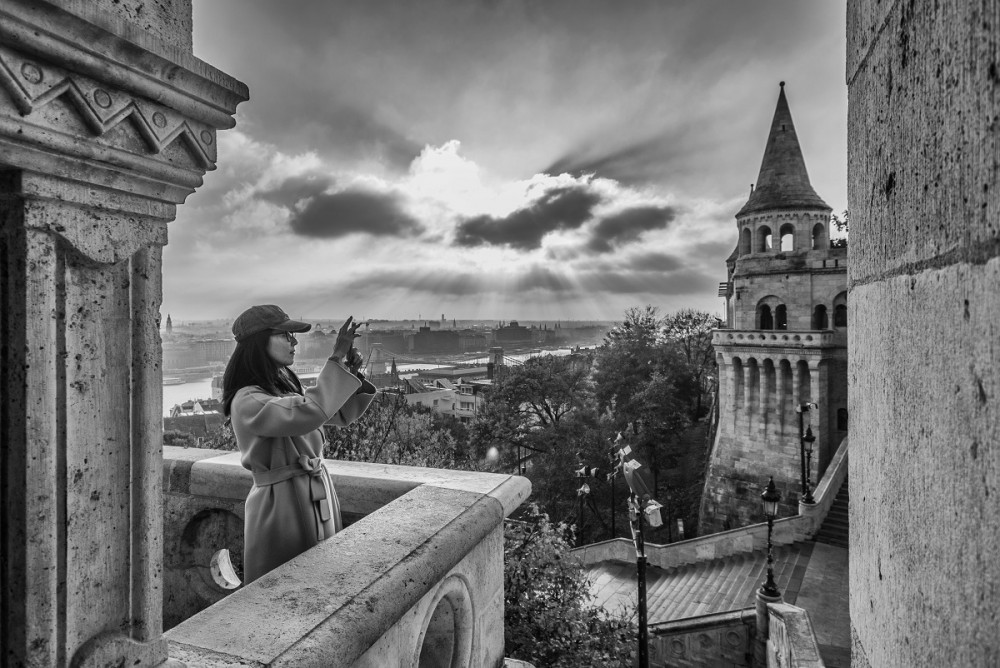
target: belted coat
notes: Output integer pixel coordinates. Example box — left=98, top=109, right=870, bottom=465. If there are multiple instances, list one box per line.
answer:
left=231, top=359, right=376, bottom=583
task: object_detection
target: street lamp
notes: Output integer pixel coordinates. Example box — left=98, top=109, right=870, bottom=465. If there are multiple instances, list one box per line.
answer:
left=796, top=402, right=818, bottom=502
left=802, top=426, right=816, bottom=504
left=759, top=477, right=782, bottom=599
left=616, top=439, right=659, bottom=668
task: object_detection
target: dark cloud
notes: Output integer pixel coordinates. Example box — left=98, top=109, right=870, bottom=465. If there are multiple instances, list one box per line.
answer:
left=289, top=189, right=423, bottom=239
left=587, top=205, right=677, bottom=253
left=345, top=270, right=485, bottom=296
left=627, top=251, right=685, bottom=273
left=454, top=186, right=602, bottom=249
left=258, top=174, right=336, bottom=208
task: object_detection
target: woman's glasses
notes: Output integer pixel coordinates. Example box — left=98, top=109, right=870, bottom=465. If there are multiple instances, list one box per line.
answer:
left=271, top=331, right=297, bottom=344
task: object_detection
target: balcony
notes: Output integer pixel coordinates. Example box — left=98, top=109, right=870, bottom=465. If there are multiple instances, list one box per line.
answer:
left=162, top=446, right=530, bottom=666
left=712, top=329, right=846, bottom=351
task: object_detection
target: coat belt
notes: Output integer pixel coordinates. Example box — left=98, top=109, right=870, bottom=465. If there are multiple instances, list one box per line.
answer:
left=252, top=456, right=334, bottom=526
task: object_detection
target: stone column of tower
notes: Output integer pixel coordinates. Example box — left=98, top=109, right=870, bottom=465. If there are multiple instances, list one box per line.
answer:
left=699, top=83, right=848, bottom=534
left=0, top=2, right=246, bottom=665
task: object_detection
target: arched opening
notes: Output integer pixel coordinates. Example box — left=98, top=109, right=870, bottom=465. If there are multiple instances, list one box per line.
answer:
left=758, top=304, right=774, bottom=330
left=740, top=227, right=752, bottom=256
left=837, top=408, right=849, bottom=431
left=779, top=223, right=795, bottom=251
left=756, top=225, right=772, bottom=253
left=833, top=291, right=848, bottom=327
left=775, top=305, right=788, bottom=330
left=415, top=576, right=474, bottom=668
left=812, top=222, right=828, bottom=250
left=812, top=305, right=829, bottom=330
left=779, top=360, right=793, bottom=410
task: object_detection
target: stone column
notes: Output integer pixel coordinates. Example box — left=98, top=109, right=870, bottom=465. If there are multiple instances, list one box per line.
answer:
left=776, top=359, right=787, bottom=424
left=743, top=363, right=753, bottom=411
left=808, top=360, right=829, bottom=473
left=0, top=2, right=246, bottom=666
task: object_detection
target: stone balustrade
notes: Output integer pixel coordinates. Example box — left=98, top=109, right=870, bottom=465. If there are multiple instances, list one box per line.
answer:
left=766, top=603, right=825, bottom=668
left=572, top=438, right=848, bottom=572
left=161, top=446, right=530, bottom=667
left=713, top=329, right=844, bottom=350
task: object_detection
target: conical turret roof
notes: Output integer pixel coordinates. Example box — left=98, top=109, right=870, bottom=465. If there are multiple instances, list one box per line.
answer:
left=736, top=82, right=829, bottom=217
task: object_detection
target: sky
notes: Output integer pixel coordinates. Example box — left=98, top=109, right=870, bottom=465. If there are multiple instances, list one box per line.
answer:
left=164, top=0, right=847, bottom=324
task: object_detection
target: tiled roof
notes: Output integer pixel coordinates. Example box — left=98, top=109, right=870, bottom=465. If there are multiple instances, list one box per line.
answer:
left=736, top=83, right=830, bottom=217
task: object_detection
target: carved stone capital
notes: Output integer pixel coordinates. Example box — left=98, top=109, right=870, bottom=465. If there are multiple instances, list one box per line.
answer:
left=0, top=0, right=247, bottom=210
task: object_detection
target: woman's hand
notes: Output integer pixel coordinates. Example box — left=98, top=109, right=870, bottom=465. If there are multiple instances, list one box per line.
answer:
left=332, top=316, right=362, bottom=361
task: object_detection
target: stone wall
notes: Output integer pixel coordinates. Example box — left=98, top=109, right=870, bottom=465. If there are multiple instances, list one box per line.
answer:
left=650, top=610, right=756, bottom=668
left=847, top=1, right=1000, bottom=666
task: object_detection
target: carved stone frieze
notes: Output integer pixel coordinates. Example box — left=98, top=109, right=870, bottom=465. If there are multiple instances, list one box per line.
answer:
left=0, top=44, right=217, bottom=168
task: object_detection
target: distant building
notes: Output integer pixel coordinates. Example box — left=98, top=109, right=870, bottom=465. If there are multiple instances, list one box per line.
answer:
left=493, top=321, right=532, bottom=346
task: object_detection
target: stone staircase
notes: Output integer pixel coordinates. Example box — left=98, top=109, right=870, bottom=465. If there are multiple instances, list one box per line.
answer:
left=814, top=474, right=849, bottom=548
left=586, top=541, right=815, bottom=623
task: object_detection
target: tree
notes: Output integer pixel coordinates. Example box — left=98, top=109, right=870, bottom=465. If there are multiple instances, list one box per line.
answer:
left=504, top=507, right=636, bottom=668
left=470, top=353, right=596, bottom=471
left=830, top=209, right=849, bottom=248
left=661, top=309, right=723, bottom=420
left=162, top=429, right=197, bottom=447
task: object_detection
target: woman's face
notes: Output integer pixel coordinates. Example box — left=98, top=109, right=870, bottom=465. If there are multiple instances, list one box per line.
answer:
left=267, top=331, right=297, bottom=367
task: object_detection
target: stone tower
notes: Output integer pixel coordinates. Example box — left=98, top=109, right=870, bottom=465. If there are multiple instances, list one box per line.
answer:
left=700, top=83, right=848, bottom=533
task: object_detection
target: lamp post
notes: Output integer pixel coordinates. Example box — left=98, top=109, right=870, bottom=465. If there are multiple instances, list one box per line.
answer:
left=760, top=477, right=782, bottom=599
left=802, top=426, right=816, bottom=504
left=796, top=402, right=817, bottom=501
left=616, top=436, right=660, bottom=668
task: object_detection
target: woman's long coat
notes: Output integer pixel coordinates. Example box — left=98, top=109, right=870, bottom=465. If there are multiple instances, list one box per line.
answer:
left=231, top=359, right=376, bottom=583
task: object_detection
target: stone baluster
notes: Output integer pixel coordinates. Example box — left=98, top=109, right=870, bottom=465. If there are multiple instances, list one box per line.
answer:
left=0, top=2, right=246, bottom=665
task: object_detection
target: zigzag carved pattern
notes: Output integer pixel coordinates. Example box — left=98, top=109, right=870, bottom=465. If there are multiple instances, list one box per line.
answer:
left=0, top=45, right=217, bottom=170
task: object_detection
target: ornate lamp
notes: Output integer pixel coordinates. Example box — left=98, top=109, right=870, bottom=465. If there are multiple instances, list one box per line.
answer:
left=802, top=427, right=816, bottom=504
left=760, top=477, right=782, bottom=598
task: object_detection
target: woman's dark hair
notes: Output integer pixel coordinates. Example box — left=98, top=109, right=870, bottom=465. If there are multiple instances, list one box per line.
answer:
left=222, top=330, right=303, bottom=416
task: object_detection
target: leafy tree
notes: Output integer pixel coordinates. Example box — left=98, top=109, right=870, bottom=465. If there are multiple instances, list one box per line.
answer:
left=830, top=209, right=849, bottom=248
left=163, top=429, right=197, bottom=447
left=325, top=391, right=464, bottom=469
left=661, top=309, right=723, bottom=419
left=470, top=353, right=596, bottom=471
left=504, top=507, right=636, bottom=668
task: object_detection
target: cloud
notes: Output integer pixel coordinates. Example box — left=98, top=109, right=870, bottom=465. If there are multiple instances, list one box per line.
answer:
left=289, top=189, right=424, bottom=238
left=587, top=204, right=677, bottom=253
left=257, top=174, right=336, bottom=208
left=454, top=185, right=602, bottom=249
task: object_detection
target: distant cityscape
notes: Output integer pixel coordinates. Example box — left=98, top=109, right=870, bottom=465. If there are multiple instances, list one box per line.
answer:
left=161, top=313, right=613, bottom=378
left=161, top=314, right=614, bottom=440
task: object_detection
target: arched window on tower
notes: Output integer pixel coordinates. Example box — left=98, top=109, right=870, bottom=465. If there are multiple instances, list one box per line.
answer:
left=775, top=304, right=788, bottom=330
left=812, top=304, right=829, bottom=330
left=740, top=227, right=752, bottom=256
left=757, top=225, right=772, bottom=253
left=758, top=304, right=773, bottom=330
left=779, top=223, right=795, bottom=251
left=833, top=291, right=848, bottom=327
left=812, top=222, right=828, bottom=250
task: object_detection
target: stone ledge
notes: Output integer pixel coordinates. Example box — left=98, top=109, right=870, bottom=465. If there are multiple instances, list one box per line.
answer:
left=162, top=447, right=530, bottom=666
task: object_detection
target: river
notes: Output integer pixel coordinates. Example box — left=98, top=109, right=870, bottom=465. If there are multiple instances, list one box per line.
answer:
left=162, top=347, right=581, bottom=416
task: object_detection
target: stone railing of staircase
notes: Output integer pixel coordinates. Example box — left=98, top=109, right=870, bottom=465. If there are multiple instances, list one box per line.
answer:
left=572, top=438, right=849, bottom=572
left=648, top=608, right=757, bottom=667
left=161, top=446, right=531, bottom=667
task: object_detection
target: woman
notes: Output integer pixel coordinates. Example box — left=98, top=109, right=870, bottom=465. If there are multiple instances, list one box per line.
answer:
left=222, top=304, right=375, bottom=583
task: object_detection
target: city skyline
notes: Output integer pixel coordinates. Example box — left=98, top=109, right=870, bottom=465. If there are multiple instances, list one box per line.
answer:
left=164, top=0, right=847, bottom=322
